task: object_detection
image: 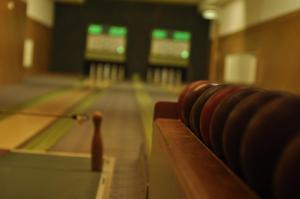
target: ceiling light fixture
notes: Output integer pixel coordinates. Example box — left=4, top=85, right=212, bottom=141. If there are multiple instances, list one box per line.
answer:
left=202, top=9, right=218, bottom=20
left=7, top=1, right=15, bottom=11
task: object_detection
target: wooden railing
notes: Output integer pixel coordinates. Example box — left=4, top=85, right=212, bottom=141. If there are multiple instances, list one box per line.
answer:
left=149, top=101, right=258, bottom=199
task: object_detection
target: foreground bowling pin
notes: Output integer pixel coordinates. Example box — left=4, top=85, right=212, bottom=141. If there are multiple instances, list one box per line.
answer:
left=91, top=112, right=103, bottom=172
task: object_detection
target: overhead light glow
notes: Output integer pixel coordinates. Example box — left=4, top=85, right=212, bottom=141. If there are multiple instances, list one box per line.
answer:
left=181, top=51, right=190, bottom=59
left=202, top=9, right=218, bottom=20
left=109, top=26, right=127, bottom=37
left=173, top=31, right=191, bottom=41
left=152, top=29, right=167, bottom=39
left=88, top=24, right=103, bottom=35
left=7, top=1, right=15, bottom=10
left=116, top=46, right=125, bottom=54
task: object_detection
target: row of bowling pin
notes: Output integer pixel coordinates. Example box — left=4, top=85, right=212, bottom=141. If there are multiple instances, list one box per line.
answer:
left=89, top=63, right=125, bottom=86
left=147, top=68, right=183, bottom=86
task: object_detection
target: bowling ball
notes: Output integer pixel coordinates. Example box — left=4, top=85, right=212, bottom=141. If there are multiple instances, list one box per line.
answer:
left=189, top=84, right=227, bottom=138
left=240, top=95, right=300, bottom=197
left=181, top=83, right=215, bottom=127
left=209, top=88, right=261, bottom=158
left=178, top=80, right=208, bottom=121
left=274, top=134, right=300, bottom=199
left=223, top=91, right=283, bottom=175
left=200, top=85, right=243, bottom=146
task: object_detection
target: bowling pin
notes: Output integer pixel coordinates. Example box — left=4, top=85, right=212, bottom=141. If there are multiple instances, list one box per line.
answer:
left=175, top=69, right=182, bottom=86
left=96, top=63, right=103, bottom=86
left=110, top=65, right=114, bottom=81
left=91, top=112, right=103, bottom=172
left=116, top=65, right=119, bottom=81
left=111, top=64, right=118, bottom=81
left=154, top=68, right=159, bottom=84
left=103, top=63, right=110, bottom=81
left=118, top=66, right=125, bottom=81
left=89, top=63, right=97, bottom=87
left=146, top=68, right=152, bottom=83
left=161, top=67, right=168, bottom=86
left=168, top=69, right=175, bottom=87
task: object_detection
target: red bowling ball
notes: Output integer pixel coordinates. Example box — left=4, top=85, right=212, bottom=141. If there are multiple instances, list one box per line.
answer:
left=223, top=91, right=282, bottom=174
left=241, top=96, right=300, bottom=197
left=189, top=85, right=226, bottom=138
left=209, top=88, right=261, bottom=157
left=181, top=83, right=215, bottom=127
left=200, top=85, right=242, bottom=146
left=178, top=80, right=208, bottom=122
left=274, top=134, right=300, bottom=199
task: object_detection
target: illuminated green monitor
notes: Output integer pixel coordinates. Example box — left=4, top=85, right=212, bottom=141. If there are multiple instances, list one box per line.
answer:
left=149, top=28, right=191, bottom=66
left=108, top=26, right=128, bottom=37
left=88, top=24, right=103, bottom=35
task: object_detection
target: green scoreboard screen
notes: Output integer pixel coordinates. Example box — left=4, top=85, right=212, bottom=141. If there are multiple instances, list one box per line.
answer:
left=85, top=24, right=128, bottom=62
left=149, top=29, right=191, bottom=67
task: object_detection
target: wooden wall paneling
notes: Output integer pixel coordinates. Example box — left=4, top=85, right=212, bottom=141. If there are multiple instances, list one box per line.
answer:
left=0, top=0, right=26, bottom=84
left=25, top=18, right=52, bottom=74
left=216, top=10, right=300, bottom=93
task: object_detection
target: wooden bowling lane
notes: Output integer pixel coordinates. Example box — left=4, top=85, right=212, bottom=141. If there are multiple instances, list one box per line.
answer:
left=0, top=88, right=90, bottom=149
left=134, top=81, right=178, bottom=154
left=143, top=83, right=178, bottom=102
left=50, top=83, right=147, bottom=199
left=47, top=82, right=178, bottom=199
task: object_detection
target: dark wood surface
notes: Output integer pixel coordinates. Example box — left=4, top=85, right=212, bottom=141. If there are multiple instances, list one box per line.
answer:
left=150, top=118, right=258, bottom=199
left=154, top=101, right=179, bottom=120
left=0, top=149, right=9, bottom=157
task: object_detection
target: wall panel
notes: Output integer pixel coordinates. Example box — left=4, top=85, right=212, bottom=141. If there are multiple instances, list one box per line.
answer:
left=215, top=10, right=300, bottom=93
left=0, top=0, right=26, bottom=84
left=25, top=18, right=52, bottom=74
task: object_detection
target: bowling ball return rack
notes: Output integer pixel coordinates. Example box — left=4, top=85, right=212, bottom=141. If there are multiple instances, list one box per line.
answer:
left=148, top=101, right=258, bottom=199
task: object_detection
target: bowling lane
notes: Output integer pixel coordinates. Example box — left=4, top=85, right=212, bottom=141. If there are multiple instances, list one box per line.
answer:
left=48, top=81, right=179, bottom=198
left=50, top=83, right=144, bottom=157
left=143, top=84, right=178, bottom=103
left=0, top=75, right=82, bottom=122
left=0, top=79, right=61, bottom=108
left=50, top=82, right=146, bottom=199
left=0, top=88, right=90, bottom=149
